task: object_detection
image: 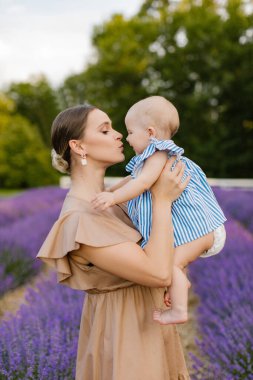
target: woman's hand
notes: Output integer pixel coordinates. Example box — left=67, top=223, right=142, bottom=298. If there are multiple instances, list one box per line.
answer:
left=151, top=157, right=190, bottom=203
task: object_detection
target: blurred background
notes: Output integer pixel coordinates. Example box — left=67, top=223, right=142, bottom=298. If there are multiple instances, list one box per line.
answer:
left=0, top=0, right=252, bottom=190
left=1, top=2, right=253, bottom=379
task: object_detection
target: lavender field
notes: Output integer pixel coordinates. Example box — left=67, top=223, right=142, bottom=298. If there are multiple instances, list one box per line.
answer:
left=0, top=186, right=253, bottom=379
left=0, top=187, right=67, bottom=296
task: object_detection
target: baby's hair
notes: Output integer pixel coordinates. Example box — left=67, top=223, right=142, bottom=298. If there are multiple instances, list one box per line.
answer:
left=127, top=96, right=179, bottom=139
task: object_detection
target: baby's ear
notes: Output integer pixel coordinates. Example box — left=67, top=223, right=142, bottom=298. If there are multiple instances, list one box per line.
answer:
left=148, top=126, right=156, bottom=137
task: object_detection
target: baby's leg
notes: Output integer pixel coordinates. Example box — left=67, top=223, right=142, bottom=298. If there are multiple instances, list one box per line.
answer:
left=174, top=231, right=214, bottom=269
left=153, top=232, right=213, bottom=325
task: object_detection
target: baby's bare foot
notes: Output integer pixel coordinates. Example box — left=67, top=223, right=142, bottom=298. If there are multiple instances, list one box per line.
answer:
left=153, top=309, right=188, bottom=325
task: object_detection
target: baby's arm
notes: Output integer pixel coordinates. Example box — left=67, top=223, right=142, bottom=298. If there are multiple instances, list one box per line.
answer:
left=91, top=151, right=168, bottom=210
left=106, top=175, right=132, bottom=192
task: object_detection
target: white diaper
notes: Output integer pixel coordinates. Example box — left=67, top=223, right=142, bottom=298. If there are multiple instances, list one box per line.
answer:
left=200, top=225, right=226, bottom=258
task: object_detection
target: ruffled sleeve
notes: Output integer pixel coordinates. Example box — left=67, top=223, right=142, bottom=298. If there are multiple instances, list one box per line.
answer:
left=36, top=204, right=142, bottom=290
left=125, top=138, right=184, bottom=177
left=149, top=138, right=184, bottom=157
left=125, top=155, right=138, bottom=175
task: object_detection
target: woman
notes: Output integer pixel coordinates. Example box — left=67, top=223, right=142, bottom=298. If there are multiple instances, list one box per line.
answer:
left=37, top=104, right=190, bottom=379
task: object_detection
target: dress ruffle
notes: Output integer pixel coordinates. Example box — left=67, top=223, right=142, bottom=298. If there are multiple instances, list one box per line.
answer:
left=37, top=200, right=141, bottom=289
left=126, top=138, right=184, bottom=177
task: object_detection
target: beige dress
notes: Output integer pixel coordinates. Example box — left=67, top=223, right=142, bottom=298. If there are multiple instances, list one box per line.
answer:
left=37, top=194, right=189, bottom=380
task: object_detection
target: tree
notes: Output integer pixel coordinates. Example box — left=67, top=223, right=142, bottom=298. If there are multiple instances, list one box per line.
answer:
left=62, top=13, right=161, bottom=175
left=0, top=94, right=58, bottom=188
left=7, top=76, right=61, bottom=146
left=144, top=0, right=253, bottom=177
left=61, top=0, right=253, bottom=177
left=58, top=72, right=88, bottom=109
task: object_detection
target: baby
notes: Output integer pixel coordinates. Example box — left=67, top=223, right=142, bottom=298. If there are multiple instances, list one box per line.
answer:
left=91, top=96, right=226, bottom=325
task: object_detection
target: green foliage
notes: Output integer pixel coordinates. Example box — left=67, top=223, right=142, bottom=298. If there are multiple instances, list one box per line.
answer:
left=0, top=96, right=58, bottom=188
left=2, top=0, right=253, bottom=178
left=146, top=0, right=253, bottom=177
left=0, top=93, right=15, bottom=113
left=60, top=13, right=161, bottom=175
left=62, top=0, right=253, bottom=178
left=7, top=76, right=61, bottom=146
left=58, top=72, right=88, bottom=109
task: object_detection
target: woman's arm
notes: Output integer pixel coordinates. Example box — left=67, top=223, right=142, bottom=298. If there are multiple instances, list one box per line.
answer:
left=91, top=151, right=167, bottom=210
left=80, top=158, right=190, bottom=288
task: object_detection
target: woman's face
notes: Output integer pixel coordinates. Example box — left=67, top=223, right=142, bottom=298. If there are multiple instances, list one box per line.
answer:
left=82, top=109, right=124, bottom=166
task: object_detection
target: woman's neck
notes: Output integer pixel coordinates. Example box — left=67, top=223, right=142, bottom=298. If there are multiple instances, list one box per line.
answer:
left=68, top=165, right=106, bottom=202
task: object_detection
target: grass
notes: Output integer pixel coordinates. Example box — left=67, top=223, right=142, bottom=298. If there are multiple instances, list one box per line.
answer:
left=0, top=189, right=24, bottom=198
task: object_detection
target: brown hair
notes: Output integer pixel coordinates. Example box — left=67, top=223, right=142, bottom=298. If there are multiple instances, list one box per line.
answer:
left=51, top=104, right=96, bottom=173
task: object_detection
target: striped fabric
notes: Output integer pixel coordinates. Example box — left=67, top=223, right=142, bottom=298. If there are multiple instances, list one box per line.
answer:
left=125, top=138, right=226, bottom=248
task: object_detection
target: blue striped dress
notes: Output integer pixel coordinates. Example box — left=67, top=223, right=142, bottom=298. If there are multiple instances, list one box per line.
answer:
left=125, top=138, right=226, bottom=248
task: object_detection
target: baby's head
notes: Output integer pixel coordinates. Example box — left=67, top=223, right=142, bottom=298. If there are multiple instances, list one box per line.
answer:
left=125, top=96, right=179, bottom=154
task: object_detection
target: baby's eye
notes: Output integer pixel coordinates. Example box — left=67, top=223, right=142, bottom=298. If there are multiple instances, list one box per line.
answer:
left=102, top=130, right=109, bottom=134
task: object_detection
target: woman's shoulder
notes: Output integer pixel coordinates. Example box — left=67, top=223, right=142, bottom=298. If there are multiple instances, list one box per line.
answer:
left=60, top=195, right=134, bottom=224
left=48, top=194, right=142, bottom=248
left=36, top=195, right=142, bottom=283
left=59, top=194, right=94, bottom=216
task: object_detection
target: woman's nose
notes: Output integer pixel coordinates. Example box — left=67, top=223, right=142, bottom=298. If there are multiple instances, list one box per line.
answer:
left=115, top=131, right=123, bottom=140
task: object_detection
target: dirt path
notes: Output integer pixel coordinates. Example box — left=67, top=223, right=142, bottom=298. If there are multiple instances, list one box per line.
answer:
left=0, top=284, right=29, bottom=319
left=0, top=272, right=200, bottom=375
left=0, top=267, right=51, bottom=320
left=0, top=279, right=40, bottom=320
left=178, top=288, right=200, bottom=375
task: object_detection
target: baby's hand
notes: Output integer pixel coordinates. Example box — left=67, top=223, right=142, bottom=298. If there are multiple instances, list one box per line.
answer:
left=91, top=192, right=115, bottom=211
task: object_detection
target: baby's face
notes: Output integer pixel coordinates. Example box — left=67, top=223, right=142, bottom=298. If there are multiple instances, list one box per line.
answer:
left=125, top=115, right=150, bottom=155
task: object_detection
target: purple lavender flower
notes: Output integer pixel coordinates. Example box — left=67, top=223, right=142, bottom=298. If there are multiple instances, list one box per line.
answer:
left=213, top=187, right=253, bottom=233
left=1, top=186, right=253, bottom=378
left=0, top=187, right=67, bottom=295
left=0, top=272, right=84, bottom=379
left=0, top=206, right=60, bottom=295
left=0, top=186, right=67, bottom=228
left=190, top=217, right=253, bottom=379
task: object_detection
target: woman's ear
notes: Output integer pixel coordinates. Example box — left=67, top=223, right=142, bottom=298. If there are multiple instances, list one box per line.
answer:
left=69, top=140, right=87, bottom=156
left=147, top=126, right=156, bottom=137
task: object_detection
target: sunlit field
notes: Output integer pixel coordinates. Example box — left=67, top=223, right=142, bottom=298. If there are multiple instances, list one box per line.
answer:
left=0, top=186, right=252, bottom=379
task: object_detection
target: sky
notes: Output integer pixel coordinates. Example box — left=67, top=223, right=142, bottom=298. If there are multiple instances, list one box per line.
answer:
left=0, top=0, right=143, bottom=89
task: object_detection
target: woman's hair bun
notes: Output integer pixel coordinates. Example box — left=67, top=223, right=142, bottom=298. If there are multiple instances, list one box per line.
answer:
left=51, top=149, right=69, bottom=174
